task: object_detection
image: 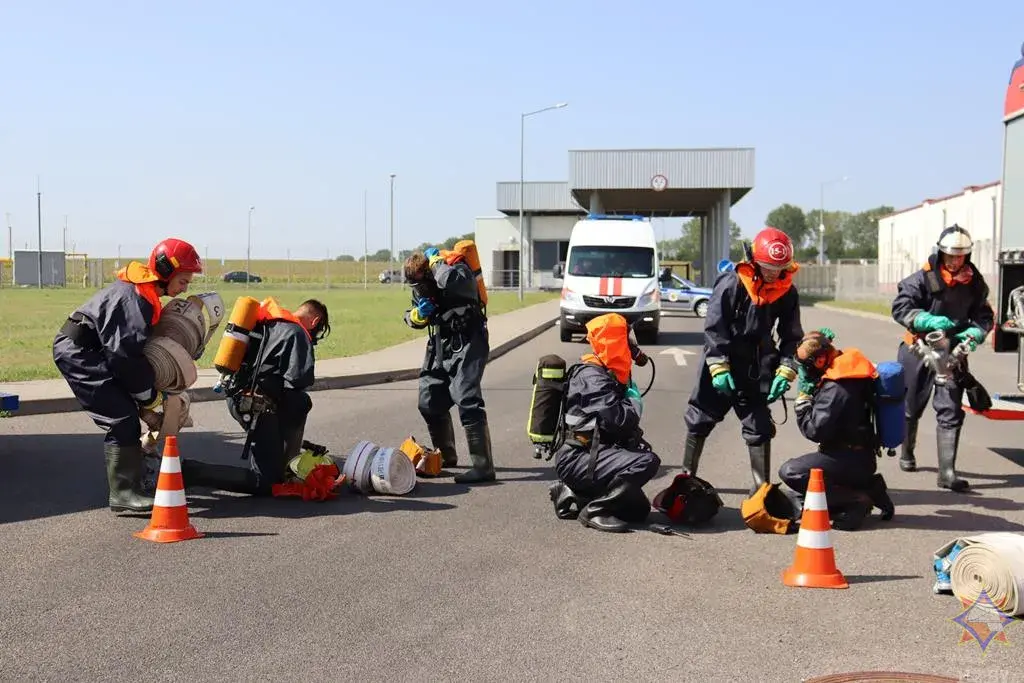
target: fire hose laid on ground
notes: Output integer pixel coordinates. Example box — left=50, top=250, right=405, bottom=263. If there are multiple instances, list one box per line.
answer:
left=140, top=293, right=225, bottom=453
left=933, top=532, right=1024, bottom=617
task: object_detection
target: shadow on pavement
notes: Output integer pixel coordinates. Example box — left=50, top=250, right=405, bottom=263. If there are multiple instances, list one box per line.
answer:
left=845, top=574, right=923, bottom=585
left=1, top=433, right=110, bottom=525
left=879, top=509, right=1024, bottom=533
left=654, top=330, right=704, bottom=348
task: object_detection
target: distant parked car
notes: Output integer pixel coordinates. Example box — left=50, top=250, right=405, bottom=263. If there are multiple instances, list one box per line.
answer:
left=658, top=270, right=713, bottom=317
left=223, top=270, right=262, bottom=283
left=378, top=269, right=406, bottom=284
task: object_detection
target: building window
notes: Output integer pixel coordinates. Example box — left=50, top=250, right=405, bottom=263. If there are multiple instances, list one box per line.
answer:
left=533, top=240, right=569, bottom=270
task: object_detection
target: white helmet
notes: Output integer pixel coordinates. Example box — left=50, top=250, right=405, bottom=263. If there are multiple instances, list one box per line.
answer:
left=936, top=224, right=973, bottom=256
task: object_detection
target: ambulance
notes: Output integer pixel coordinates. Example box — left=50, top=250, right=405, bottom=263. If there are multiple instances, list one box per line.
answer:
left=553, top=214, right=661, bottom=344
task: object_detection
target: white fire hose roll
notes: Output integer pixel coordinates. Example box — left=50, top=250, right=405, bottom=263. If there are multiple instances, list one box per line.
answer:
left=949, top=532, right=1024, bottom=616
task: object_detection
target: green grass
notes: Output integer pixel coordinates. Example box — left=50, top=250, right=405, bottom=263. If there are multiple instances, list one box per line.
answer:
left=0, top=284, right=557, bottom=382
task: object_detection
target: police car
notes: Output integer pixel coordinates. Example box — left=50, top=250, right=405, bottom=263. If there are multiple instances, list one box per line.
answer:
left=659, top=268, right=713, bottom=317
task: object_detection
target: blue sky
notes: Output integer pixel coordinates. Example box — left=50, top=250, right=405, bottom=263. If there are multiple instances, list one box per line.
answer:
left=2, top=1, right=1022, bottom=260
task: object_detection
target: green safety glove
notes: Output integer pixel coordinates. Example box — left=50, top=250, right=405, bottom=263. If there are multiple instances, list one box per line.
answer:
left=767, top=365, right=796, bottom=403
left=818, top=327, right=836, bottom=341
left=912, top=311, right=956, bottom=333
left=796, top=365, right=818, bottom=396
left=709, top=363, right=736, bottom=395
left=625, top=379, right=643, bottom=415
left=955, top=326, right=986, bottom=351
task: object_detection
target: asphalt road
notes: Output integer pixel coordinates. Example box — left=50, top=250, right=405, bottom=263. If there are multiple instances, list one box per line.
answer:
left=2, top=305, right=1021, bottom=682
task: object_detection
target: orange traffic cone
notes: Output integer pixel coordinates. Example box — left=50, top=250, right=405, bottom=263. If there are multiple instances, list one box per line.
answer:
left=134, top=435, right=204, bottom=543
left=782, top=468, right=847, bottom=589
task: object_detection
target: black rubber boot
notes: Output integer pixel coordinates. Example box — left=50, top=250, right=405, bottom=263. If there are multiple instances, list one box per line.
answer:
left=899, top=417, right=918, bottom=472
left=578, top=478, right=633, bottom=533
left=105, top=443, right=155, bottom=513
left=682, top=433, right=705, bottom=476
left=828, top=487, right=873, bottom=531
left=936, top=426, right=969, bottom=492
left=748, top=442, right=771, bottom=495
left=548, top=482, right=588, bottom=520
left=866, top=473, right=895, bottom=521
left=181, top=459, right=260, bottom=495
left=425, top=413, right=459, bottom=468
left=455, top=419, right=496, bottom=484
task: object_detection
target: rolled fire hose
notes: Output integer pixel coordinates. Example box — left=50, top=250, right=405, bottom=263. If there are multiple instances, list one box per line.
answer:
left=140, top=293, right=225, bottom=449
left=946, top=532, right=1024, bottom=616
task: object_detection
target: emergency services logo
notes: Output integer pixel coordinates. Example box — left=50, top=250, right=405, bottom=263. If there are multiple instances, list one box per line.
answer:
left=767, top=240, right=791, bottom=263
left=951, top=589, right=1014, bottom=653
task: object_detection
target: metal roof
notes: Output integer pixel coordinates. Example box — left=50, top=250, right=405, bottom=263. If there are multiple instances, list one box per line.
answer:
left=494, top=148, right=755, bottom=217
left=495, top=181, right=586, bottom=215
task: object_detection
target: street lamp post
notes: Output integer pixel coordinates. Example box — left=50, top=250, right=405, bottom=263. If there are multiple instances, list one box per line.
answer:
left=519, top=102, right=568, bottom=301
left=389, top=174, right=396, bottom=284
left=818, top=176, right=849, bottom=265
left=247, top=206, right=255, bottom=288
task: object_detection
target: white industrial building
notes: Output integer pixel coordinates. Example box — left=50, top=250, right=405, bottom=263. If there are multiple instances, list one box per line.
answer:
left=473, top=148, right=756, bottom=290
left=877, top=181, right=1001, bottom=291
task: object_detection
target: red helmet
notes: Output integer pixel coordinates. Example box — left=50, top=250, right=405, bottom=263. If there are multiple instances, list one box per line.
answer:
left=751, top=227, right=794, bottom=270
left=149, top=238, right=203, bottom=280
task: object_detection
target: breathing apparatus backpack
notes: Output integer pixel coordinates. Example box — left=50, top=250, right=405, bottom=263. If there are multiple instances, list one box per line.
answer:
left=872, top=361, right=907, bottom=455
left=527, top=354, right=570, bottom=457
left=440, top=240, right=488, bottom=311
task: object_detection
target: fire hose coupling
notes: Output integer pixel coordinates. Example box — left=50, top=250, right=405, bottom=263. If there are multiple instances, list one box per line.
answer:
left=912, top=329, right=973, bottom=386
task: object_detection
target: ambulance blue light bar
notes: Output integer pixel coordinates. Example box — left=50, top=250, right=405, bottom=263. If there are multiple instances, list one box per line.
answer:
left=585, top=214, right=646, bottom=221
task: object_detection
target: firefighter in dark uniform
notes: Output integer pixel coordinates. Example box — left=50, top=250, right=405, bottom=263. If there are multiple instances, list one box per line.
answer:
left=681, top=227, right=804, bottom=493
left=403, top=248, right=495, bottom=484
left=778, top=329, right=896, bottom=530
left=549, top=313, right=660, bottom=533
left=181, top=298, right=330, bottom=496
left=891, top=224, right=995, bottom=492
left=52, top=238, right=204, bottom=513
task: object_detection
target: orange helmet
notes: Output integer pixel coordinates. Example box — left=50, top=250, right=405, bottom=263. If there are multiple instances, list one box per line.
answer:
left=149, top=238, right=203, bottom=280
left=751, top=227, right=794, bottom=270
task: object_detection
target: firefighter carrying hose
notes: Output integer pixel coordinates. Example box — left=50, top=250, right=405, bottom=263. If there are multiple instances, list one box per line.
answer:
left=181, top=298, right=330, bottom=496
left=403, top=246, right=495, bottom=484
left=777, top=328, right=896, bottom=530
left=681, top=227, right=804, bottom=493
left=548, top=313, right=661, bottom=533
left=52, top=238, right=203, bottom=513
left=891, top=224, right=995, bottom=492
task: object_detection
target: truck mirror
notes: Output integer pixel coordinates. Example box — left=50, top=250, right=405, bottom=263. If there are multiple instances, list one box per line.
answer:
left=552, top=263, right=564, bottom=279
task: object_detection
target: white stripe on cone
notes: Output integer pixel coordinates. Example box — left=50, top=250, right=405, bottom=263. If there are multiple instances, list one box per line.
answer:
left=795, top=527, right=833, bottom=550
left=154, top=488, right=187, bottom=508
left=159, top=456, right=182, bottom=474
left=804, top=491, right=827, bottom=511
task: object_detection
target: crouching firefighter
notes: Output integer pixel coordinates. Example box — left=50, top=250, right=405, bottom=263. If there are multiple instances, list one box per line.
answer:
left=403, top=245, right=495, bottom=484
left=548, top=313, right=661, bottom=533
left=52, top=237, right=203, bottom=513
left=180, top=298, right=330, bottom=496
left=682, top=227, right=804, bottom=494
left=891, top=224, right=995, bottom=492
left=777, top=329, right=896, bottom=531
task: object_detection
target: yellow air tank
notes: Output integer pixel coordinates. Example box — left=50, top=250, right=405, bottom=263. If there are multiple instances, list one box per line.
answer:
left=214, top=295, right=262, bottom=376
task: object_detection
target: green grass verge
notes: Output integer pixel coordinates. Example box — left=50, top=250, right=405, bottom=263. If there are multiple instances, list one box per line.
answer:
left=817, top=299, right=892, bottom=317
left=0, top=285, right=557, bottom=382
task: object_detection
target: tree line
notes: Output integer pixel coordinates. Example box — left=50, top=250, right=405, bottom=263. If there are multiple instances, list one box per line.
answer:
left=334, top=232, right=474, bottom=263
left=656, top=204, right=894, bottom=267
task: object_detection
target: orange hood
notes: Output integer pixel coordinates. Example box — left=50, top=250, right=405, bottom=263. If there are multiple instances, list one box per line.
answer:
left=581, top=313, right=632, bottom=384
left=822, top=347, right=877, bottom=382
left=115, top=262, right=163, bottom=325
left=258, top=297, right=310, bottom=339
left=735, top=261, right=798, bottom=307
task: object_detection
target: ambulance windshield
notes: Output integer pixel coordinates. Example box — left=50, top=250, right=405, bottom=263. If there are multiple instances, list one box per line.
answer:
left=567, top=246, right=655, bottom=278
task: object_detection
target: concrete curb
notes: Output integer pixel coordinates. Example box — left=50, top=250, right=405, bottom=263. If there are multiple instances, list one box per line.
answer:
left=12, top=315, right=559, bottom=417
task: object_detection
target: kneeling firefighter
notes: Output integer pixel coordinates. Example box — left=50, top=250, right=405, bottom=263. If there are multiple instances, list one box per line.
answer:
left=181, top=298, right=330, bottom=495
left=777, top=329, right=896, bottom=531
left=402, top=244, right=495, bottom=484
left=52, top=237, right=203, bottom=513
left=548, top=313, right=661, bottom=533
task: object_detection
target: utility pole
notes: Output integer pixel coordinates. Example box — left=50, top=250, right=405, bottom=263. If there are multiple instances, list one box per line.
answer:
left=389, top=174, right=396, bottom=284
left=36, top=176, right=43, bottom=289
left=247, top=206, right=255, bottom=288
left=363, top=189, right=368, bottom=289
left=63, top=214, right=68, bottom=254
left=5, top=212, right=11, bottom=260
